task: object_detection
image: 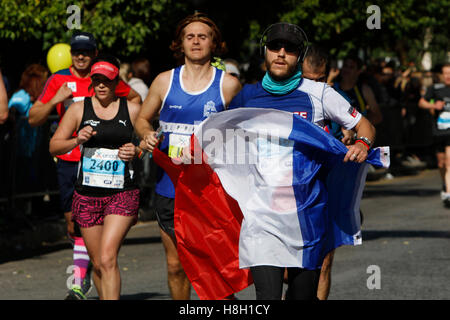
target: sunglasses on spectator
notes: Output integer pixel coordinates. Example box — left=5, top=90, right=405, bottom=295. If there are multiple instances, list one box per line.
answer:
left=71, top=50, right=95, bottom=57
left=266, top=40, right=299, bottom=54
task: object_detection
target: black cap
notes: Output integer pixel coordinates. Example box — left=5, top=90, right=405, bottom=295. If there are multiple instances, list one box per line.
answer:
left=70, top=31, right=97, bottom=51
left=266, top=22, right=306, bottom=47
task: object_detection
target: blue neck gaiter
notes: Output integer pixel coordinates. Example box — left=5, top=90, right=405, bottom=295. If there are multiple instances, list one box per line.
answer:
left=262, top=67, right=302, bottom=95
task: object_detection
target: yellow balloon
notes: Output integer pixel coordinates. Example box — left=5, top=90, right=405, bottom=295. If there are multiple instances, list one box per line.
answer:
left=47, top=43, right=72, bottom=74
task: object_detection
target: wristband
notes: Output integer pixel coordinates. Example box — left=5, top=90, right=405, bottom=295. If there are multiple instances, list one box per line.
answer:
left=355, top=139, right=370, bottom=151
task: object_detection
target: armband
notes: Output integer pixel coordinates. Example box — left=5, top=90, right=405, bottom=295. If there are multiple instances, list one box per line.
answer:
left=137, top=149, right=147, bottom=160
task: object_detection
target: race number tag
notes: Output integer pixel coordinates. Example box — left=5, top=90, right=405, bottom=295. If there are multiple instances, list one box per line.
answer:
left=437, top=111, right=450, bottom=130
left=168, top=133, right=190, bottom=158
left=67, top=82, right=77, bottom=92
left=82, top=148, right=125, bottom=189
left=64, top=96, right=85, bottom=110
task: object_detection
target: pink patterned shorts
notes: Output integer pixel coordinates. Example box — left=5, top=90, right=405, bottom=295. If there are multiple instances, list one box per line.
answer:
left=72, top=189, right=140, bottom=228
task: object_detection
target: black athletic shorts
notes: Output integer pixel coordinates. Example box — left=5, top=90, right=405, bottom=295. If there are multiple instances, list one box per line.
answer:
left=56, top=159, right=82, bottom=237
left=154, top=193, right=175, bottom=237
left=434, top=135, right=450, bottom=153
left=56, top=159, right=78, bottom=213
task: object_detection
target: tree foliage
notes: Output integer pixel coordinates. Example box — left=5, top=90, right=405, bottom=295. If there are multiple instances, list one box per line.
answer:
left=276, top=0, right=450, bottom=65
left=0, top=0, right=187, bottom=56
left=0, top=0, right=448, bottom=73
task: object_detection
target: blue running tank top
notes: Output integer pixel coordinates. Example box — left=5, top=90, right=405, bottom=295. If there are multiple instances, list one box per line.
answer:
left=156, top=65, right=226, bottom=198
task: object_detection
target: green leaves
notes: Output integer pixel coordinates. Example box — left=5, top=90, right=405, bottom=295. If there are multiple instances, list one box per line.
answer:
left=277, top=0, right=449, bottom=64
left=0, top=0, right=185, bottom=56
left=0, top=0, right=448, bottom=66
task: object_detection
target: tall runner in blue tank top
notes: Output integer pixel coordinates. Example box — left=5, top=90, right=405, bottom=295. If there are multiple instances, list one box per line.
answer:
left=156, top=64, right=226, bottom=198
left=135, top=13, right=241, bottom=300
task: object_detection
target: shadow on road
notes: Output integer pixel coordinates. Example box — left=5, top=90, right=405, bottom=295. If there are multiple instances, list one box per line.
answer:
left=362, top=229, right=450, bottom=241
left=120, top=292, right=170, bottom=300
left=86, top=292, right=170, bottom=300
left=0, top=236, right=162, bottom=264
left=363, top=187, right=439, bottom=198
left=123, top=236, right=161, bottom=246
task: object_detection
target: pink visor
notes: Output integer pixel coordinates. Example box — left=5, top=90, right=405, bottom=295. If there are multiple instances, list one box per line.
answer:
left=90, top=61, right=119, bottom=80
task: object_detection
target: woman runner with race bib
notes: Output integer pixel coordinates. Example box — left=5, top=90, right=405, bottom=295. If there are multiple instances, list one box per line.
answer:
left=49, top=54, right=143, bottom=300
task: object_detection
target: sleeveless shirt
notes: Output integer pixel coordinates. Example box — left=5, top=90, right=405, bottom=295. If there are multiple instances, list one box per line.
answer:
left=156, top=65, right=226, bottom=198
left=75, top=97, right=137, bottom=196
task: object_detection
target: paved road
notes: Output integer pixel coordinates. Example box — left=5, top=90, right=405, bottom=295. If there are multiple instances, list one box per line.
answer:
left=1, top=169, right=449, bottom=300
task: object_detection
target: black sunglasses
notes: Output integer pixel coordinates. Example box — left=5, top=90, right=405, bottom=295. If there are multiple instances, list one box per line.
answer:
left=71, top=49, right=95, bottom=57
left=266, top=40, right=299, bottom=54
left=91, top=75, right=115, bottom=84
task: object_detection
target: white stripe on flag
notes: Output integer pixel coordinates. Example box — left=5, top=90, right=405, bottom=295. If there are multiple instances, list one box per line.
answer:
left=196, top=109, right=304, bottom=268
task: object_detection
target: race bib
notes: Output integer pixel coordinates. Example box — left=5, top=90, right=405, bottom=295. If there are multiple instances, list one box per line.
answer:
left=437, top=111, right=450, bottom=130
left=64, top=96, right=85, bottom=110
left=67, top=82, right=77, bottom=92
left=168, top=133, right=190, bottom=158
left=82, top=148, right=125, bottom=189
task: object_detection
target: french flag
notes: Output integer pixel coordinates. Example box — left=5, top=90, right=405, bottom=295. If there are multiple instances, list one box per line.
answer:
left=152, top=108, right=390, bottom=300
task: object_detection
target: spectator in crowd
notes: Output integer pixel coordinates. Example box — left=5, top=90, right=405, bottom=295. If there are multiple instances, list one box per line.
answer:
left=8, top=64, right=49, bottom=192
left=332, top=55, right=383, bottom=126
left=0, top=69, right=8, bottom=125
left=121, top=58, right=151, bottom=102
left=119, top=62, right=131, bottom=83
left=224, top=58, right=241, bottom=81
left=418, top=63, right=450, bottom=207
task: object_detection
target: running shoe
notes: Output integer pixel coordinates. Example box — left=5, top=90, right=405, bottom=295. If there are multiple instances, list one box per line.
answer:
left=442, top=193, right=450, bottom=208
left=81, top=262, right=93, bottom=296
left=443, top=198, right=450, bottom=209
left=64, top=285, right=87, bottom=300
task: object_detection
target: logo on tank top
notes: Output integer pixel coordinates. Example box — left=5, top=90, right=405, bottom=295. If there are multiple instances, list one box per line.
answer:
left=84, top=119, right=100, bottom=127
left=203, top=100, right=217, bottom=117
left=119, top=120, right=127, bottom=126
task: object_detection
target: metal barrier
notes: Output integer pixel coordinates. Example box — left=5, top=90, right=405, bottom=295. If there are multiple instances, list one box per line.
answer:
left=0, top=111, right=158, bottom=224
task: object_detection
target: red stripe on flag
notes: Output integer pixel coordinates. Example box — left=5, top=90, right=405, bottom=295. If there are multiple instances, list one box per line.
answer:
left=152, top=139, right=253, bottom=300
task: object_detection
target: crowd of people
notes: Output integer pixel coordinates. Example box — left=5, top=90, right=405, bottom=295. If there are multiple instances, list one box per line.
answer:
left=0, top=12, right=449, bottom=301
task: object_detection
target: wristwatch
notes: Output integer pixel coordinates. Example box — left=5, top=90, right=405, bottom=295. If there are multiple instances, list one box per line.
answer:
left=356, top=136, right=372, bottom=148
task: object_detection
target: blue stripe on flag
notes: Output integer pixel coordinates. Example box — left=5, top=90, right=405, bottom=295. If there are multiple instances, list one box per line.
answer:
left=287, top=114, right=388, bottom=269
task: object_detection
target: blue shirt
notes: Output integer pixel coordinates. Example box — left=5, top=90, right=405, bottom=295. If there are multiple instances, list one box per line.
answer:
left=8, top=90, right=40, bottom=157
left=8, top=89, right=32, bottom=116
left=229, top=79, right=361, bottom=130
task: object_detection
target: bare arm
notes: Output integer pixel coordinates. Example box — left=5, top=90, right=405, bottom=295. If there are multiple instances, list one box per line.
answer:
left=135, top=71, right=170, bottom=152
left=0, top=70, right=8, bottom=124
left=343, top=115, right=376, bottom=163
left=127, top=87, right=142, bottom=104
left=29, top=82, right=73, bottom=127
left=418, top=97, right=444, bottom=111
left=222, top=73, right=242, bottom=108
left=327, top=68, right=340, bottom=86
left=352, top=115, right=376, bottom=143
left=49, top=101, right=85, bottom=156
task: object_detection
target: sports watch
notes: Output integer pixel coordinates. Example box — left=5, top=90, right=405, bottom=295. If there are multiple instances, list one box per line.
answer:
left=356, top=136, right=372, bottom=149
